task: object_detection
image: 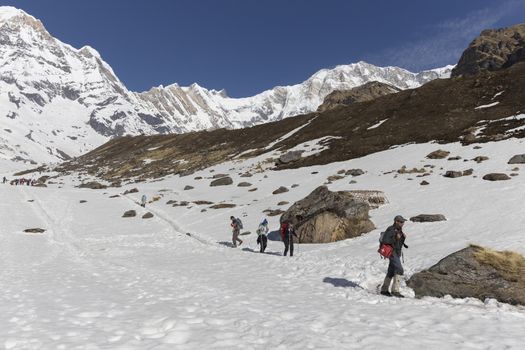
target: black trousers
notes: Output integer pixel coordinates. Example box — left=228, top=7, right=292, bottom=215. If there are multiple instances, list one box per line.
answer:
left=257, top=235, right=268, bottom=252
left=283, top=236, right=294, bottom=256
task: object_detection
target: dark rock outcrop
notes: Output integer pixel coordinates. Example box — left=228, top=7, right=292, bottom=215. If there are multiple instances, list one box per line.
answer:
left=122, top=210, right=136, bottom=218
left=462, top=168, right=474, bottom=176
left=508, top=154, right=525, bottom=164
left=272, top=186, right=289, bottom=195
left=280, top=186, right=377, bottom=243
left=482, top=173, right=511, bottom=181
left=452, top=24, right=525, bottom=77
left=184, top=185, right=194, bottom=190
left=78, top=181, right=107, bottom=189
left=410, top=214, right=447, bottom=222
left=472, top=156, right=489, bottom=163
left=24, top=228, right=45, bottom=233
left=444, top=171, right=463, bottom=178
left=317, top=81, right=401, bottom=112
left=407, top=245, right=525, bottom=306
left=142, top=212, right=154, bottom=219
left=426, top=150, right=450, bottom=159
left=345, top=169, right=364, bottom=176
left=237, top=182, right=252, bottom=187
left=210, top=203, right=236, bottom=209
left=123, top=188, right=139, bottom=194
left=210, top=177, right=233, bottom=186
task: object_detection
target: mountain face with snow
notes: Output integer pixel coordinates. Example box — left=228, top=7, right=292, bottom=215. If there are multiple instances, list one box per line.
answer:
left=0, top=6, right=452, bottom=165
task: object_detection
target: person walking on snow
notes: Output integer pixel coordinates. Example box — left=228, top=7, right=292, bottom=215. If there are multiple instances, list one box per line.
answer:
left=230, top=216, right=243, bottom=247
left=140, top=194, right=147, bottom=208
left=2, top=176, right=6, bottom=184
left=380, top=215, right=408, bottom=298
left=281, top=222, right=298, bottom=256
left=256, top=218, right=269, bottom=253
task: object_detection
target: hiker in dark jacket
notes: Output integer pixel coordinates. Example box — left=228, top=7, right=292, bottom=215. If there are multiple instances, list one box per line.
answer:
left=281, top=222, right=298, bottom=256
left=230, top=216, right=243, bottom=247
left=380, top=215, right=408, bottom=297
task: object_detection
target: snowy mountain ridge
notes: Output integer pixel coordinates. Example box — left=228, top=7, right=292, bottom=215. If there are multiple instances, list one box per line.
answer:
left=0, top=6, right=453, bottom=166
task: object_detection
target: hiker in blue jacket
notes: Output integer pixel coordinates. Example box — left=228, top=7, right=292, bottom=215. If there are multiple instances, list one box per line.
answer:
left=380, top=215, right=408, bottom=297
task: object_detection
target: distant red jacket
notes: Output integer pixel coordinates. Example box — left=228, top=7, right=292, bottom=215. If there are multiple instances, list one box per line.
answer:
left=280, top=223, right=288, bottom=241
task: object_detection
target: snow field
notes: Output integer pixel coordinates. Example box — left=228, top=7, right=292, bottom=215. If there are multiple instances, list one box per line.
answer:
left=0, top=138, right=524, bottom=348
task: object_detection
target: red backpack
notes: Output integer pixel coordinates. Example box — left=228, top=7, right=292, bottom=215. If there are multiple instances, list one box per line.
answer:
left=378, top=243, right=393, bottom=259
left=378, top=230, right=393, bottom=258
left=280, top=222, right=289, bottom=241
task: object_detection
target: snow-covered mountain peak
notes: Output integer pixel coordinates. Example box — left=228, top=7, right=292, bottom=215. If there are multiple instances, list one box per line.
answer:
left=78, top=45, right=103, bottom=59
left=0, top=6, right=33, bottom=22
left=0, top=5, right=453, bottom=167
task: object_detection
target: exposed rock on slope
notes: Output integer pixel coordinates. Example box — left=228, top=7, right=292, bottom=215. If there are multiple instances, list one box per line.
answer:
left=317, top=81, right=401, bottom=112
left=452, top=23, right=525, bottom=77
left=408, top=245, right=525, bottom=306
left=279, top=186, right=377, bottom=243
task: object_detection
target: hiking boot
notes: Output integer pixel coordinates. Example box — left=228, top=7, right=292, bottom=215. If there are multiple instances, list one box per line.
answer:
left=238, top=240, right=243, bottom=246
left=380, top=291, right=392, bottom=297
left=391, top=292, right=405, bottom=298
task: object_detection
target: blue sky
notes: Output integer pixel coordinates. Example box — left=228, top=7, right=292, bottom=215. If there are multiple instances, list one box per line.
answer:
left=3, top=0, right=525, bottom=97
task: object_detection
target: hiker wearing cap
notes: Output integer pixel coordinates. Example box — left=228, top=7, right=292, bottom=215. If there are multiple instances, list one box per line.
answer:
left=230, top=216, right=243, bottom=247
left=256, top=218, right=269, bottom=253
left=380, top=215, right=408, bottom=297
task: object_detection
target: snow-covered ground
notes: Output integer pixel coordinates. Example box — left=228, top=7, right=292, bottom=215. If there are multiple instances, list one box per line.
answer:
left=1, top=138, right=524, bottom=349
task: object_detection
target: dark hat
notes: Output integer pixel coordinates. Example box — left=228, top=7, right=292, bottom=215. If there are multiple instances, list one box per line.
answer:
left=394, top=215, right=407, bottom=222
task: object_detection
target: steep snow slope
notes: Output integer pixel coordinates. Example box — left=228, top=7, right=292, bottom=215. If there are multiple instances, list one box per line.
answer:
left=0, top=6, right=452, bottom=166
left=1, top=137, right=523, bottom=348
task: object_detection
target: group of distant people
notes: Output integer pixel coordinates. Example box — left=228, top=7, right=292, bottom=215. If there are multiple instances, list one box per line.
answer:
left=138, top=191, right=408, bottom=297
left=3, top=176, right=37, bottom=186
left=229, top=216, right=298, bottom=256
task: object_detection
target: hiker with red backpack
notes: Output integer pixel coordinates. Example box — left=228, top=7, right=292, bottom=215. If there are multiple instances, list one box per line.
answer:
left=379, top=215, right=408, bottom=297
left=230, top=216, right=243, bottom=247
left=280, top=221, right=298, bottom=256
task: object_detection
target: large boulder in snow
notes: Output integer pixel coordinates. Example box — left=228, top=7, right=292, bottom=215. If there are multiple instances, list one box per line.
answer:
left=407, top=245, right=525, bottom=306
left=482, top=173, right=511, bottom=181
left=410, top=214, right=447, bottom=222
left=426, top=150, right=450, bottom=159
left=210, top=177, right=233, bottom=186
left=272, top=186, right=289, bottom=195
left=122, top=210, right=136, bottom=218
left=508, top=154, right=525, bottom=164
left=280, top=186, right=378, bottom=243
